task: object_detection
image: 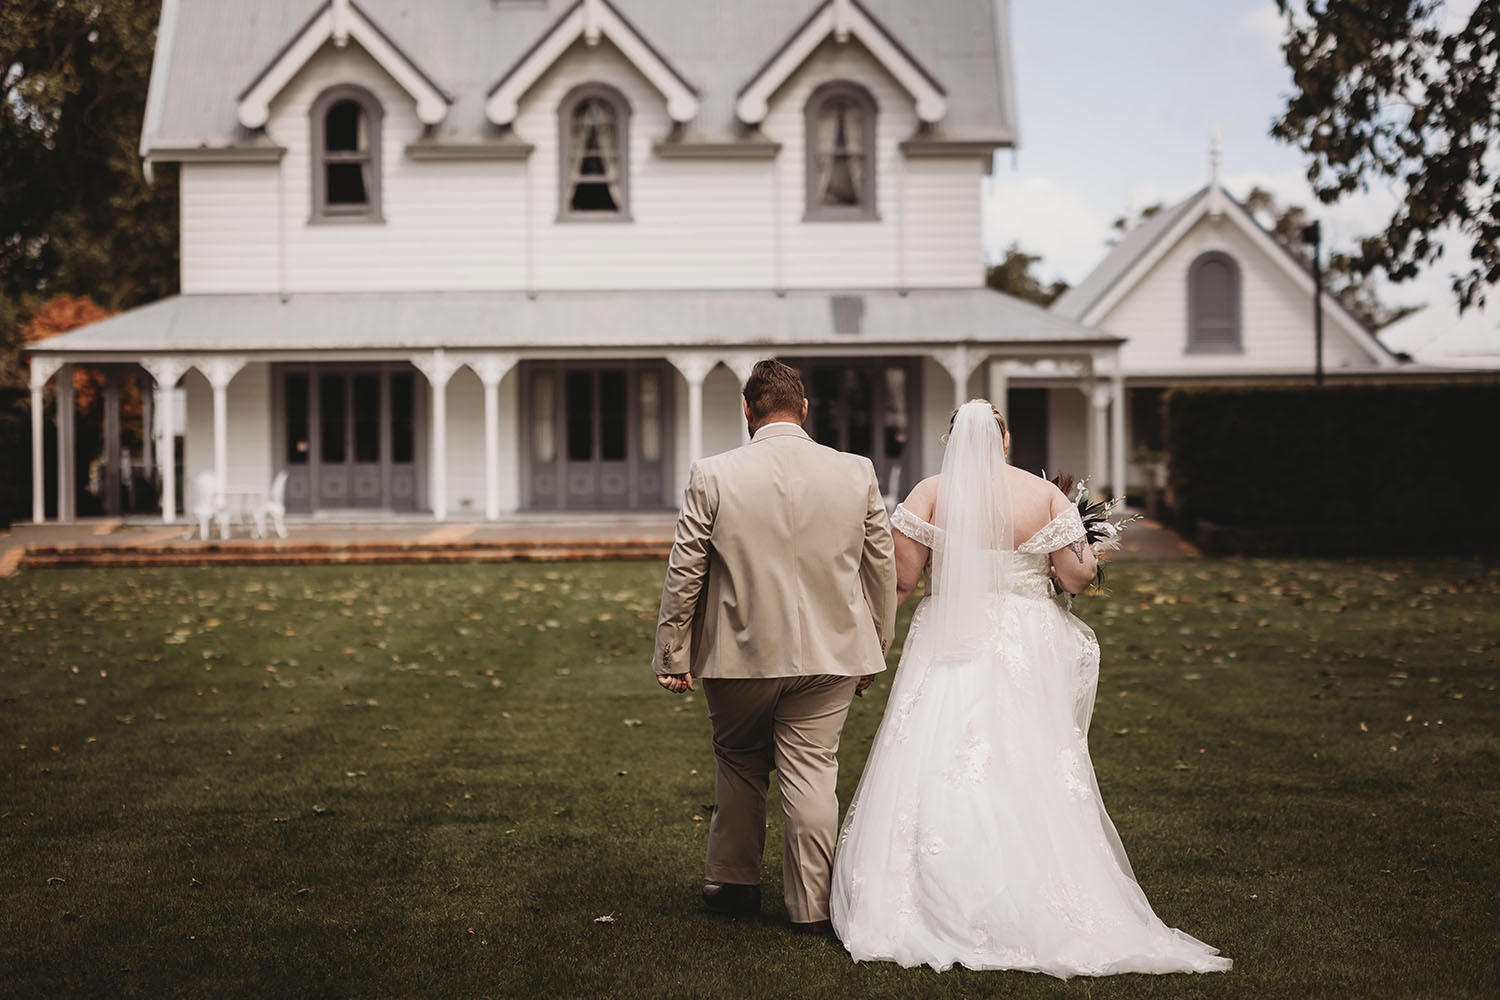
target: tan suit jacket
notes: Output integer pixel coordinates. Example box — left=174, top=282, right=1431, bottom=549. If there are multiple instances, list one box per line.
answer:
left=653, top=422, right=896, bottom=679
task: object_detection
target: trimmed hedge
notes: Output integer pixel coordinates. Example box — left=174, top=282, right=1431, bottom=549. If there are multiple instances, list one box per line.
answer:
left=1164, top=383, right=1500, bottom=555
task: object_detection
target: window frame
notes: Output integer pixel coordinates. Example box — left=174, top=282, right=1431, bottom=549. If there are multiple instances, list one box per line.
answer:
left=557, top=82, right=633, bottom=223
left=310, top=84, right=385, bottom=225
left=804, top=80, right=879, bottom=221
left=1185, top=250, right=1243, bottom=353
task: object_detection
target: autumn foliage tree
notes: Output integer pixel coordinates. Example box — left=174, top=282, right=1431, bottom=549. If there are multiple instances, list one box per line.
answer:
left=21, top=294, right=134, bottom=415
left=1, top=0, right=178, bottom=394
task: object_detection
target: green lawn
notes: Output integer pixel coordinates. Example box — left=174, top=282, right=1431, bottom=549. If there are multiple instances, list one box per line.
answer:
left=1, top=558, right=1497, bottom=999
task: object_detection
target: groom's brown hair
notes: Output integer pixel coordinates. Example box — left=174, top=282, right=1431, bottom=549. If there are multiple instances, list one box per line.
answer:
left=743, top=359, right=805, bottom=420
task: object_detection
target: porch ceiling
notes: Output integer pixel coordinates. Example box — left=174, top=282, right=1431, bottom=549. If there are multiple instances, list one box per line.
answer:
left=27, top=290, right=1121, bottom=357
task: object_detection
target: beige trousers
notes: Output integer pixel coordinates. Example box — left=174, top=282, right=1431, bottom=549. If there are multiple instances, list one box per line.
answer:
left=701, top=674, right=859, bottom=923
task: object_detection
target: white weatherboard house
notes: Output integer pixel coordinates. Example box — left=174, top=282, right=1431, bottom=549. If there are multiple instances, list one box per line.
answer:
left=1046, top=166, right=1493, bottom=489
left=28, top=0, right=1132, bottom=525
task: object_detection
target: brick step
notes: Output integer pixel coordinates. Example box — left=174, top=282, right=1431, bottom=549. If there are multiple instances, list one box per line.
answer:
left=22, top=539, right=671, bottom=569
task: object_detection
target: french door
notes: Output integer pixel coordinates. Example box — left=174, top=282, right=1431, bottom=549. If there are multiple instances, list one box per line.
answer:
left=279, top=365, right=419, bottom=513
left=524, top=361, right=671, bottom=510
left=1005, top=388, right=1049, bottom=476
left=801, top=359, right=921, bottom=503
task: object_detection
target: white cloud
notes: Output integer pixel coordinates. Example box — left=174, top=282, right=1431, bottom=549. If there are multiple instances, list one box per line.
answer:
left=1435, top=0, right=1480, bottom=34
left=980, top=175, right=1110, bottom=284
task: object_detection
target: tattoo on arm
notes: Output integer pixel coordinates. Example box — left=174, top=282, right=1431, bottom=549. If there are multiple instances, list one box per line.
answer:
left=1067, top=538, right=1088, bottom=564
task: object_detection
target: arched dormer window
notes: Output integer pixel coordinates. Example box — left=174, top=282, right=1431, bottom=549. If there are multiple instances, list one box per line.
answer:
left=559, top=83, right=631, bottom=220
left=311, top=85, right=383, bottom=223
left=1187, top=251, right=1242, bottom=352
left=805, top=81, right=877, bottom=220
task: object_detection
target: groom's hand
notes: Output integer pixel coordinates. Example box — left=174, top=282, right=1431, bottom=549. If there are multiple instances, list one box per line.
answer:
left=657, top=672, right=694, bottom=694
left=855, top=674, right=874, bottom=697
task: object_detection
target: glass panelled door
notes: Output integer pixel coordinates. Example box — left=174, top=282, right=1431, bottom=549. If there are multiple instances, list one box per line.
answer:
left=802, top=359, right=920, bottom=504
left=1005, top=388, right=1049, bottom=477
left=279, top=365, right=418, bottom=513
left=526, top=362, right=670, bottom=510
left=318, top=372, right=389, bottom=507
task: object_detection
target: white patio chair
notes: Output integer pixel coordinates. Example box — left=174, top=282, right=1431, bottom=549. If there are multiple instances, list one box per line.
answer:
left=255, top=470, right=289, bottom=540
left=188, top=472, right=231, bottom=540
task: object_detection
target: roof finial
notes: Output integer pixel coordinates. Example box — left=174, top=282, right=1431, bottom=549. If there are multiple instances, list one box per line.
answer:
left=331, top=0, right=350, bottom=47
left=1210, top=128, right=1222, bottom=187
left=582, top=0, right=603, bottom=45
left=833, top=0, right=853, bottom=43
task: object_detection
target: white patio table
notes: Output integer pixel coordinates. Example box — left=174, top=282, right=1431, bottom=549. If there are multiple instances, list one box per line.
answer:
left=219, top=487, right=268, bottom=538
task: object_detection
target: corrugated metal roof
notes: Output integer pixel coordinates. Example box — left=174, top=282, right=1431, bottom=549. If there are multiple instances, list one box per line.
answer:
left=29, top=289, right=1116, bottom=355
left=145, top=0, right=1017, bottom=148
left=1050, top=187, right=1207, bottom=322
left=1379, top=294, right=1500, bottom=369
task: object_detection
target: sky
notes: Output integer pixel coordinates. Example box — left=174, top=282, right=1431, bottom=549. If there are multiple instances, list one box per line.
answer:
left=981, top=0, right=1476, bottom=309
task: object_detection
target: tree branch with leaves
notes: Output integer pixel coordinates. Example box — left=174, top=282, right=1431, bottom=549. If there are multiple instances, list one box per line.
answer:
left=1272, top=0, right=1500, bottom=309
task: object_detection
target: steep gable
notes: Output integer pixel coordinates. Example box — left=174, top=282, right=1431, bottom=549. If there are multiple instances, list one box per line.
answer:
left=236, top=0, right=449, bottom=130
left=1055, top=185, right=1398, bottom=373
left=485, top=0, right=698, bottom=126
left=735, top=0, right=947, bottom=126
left=141, top=0, right=1018, bottom=156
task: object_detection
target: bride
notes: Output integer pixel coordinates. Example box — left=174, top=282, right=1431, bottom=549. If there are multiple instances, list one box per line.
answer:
left=830, top=400, right=1231, bottom=978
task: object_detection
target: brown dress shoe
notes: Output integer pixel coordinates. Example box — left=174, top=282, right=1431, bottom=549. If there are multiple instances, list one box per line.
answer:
left=702, top=882, right=761, bottom=917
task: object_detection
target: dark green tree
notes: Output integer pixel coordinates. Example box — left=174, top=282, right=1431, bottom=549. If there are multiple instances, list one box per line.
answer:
left=1, top=0, right=178, bottom=392
left=1109, top=202, right=1164, bottom=241
left=1273, top=0, right=1499, bottom=308
left=985, top=244, right=1069, bottom=307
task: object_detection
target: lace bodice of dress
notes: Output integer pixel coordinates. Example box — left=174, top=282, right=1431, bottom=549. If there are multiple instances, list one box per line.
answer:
left=891, top=503, right=1087, bottom=601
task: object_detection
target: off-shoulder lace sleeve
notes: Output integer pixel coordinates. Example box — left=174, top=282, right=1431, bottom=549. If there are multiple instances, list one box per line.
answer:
left=890, top=503, right=938, bottom=548
left=1018, top=506, right=1087, bottom=554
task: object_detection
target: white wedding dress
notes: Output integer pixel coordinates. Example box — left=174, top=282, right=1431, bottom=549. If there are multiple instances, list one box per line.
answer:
left=830, top=495, right=1231, bottom=977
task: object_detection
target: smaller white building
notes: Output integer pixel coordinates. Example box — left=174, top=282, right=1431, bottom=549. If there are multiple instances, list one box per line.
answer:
left=1047, top=174, right=1486, bottom=490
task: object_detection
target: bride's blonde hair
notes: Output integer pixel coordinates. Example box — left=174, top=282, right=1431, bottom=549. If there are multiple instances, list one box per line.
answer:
left=942, top=399, right=1007, bottom=445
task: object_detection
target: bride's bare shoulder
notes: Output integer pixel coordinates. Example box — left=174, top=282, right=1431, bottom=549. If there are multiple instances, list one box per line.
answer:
left=1007, top=466, right=1069, bottom=520
left=902, top=476, right=940, bottom=521
left=1006, top=465, right=1058, bottom=498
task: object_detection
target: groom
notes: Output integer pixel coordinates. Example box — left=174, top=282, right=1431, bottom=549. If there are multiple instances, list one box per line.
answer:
left=653, top=359, right=896, bottom=933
